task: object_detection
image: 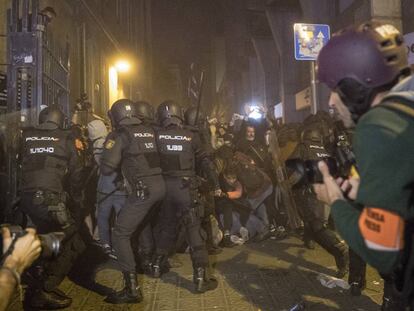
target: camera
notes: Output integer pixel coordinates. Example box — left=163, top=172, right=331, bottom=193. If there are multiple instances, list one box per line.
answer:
left=285, top=146, right=356, bottom=185
left=286, top=157, right=339, bottom=184
left=1, top=225, right=65, bottom=259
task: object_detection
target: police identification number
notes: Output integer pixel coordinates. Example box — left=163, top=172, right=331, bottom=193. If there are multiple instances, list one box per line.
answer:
left=167, top=145, right=183, bottom=151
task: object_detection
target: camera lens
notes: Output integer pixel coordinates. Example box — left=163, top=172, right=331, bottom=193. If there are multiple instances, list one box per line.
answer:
left=38, top=232, right=65, bottom=258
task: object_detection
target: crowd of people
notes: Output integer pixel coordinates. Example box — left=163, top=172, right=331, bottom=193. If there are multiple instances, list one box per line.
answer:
left=2, top=19, right=414, bottom=311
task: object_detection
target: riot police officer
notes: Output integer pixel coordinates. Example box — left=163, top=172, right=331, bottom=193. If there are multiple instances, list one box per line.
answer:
left=290, top=117, right=348, bottom=278
left=101, top=99, right=166, bottom=304
left=19, top=106, right=84, bottom=309
left=132, top=100, right=160, bottom=274
left=154, top=100, right=219, bottom=293
left=184, top=106, right=222, bottom=255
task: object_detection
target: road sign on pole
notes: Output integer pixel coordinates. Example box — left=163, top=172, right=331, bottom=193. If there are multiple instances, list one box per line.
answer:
left=294, top=23, right=330, bottom=61
left=294, top=23, right=330, bottom=114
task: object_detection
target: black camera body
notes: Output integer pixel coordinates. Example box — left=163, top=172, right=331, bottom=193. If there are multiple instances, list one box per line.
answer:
left=1, top=225, right=64, bottom=259
left=285, top=142, right=356, bottom=185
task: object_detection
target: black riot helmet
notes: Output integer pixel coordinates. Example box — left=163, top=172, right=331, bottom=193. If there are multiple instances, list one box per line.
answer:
left=184, top=106, right=205, bottom=127
left=134, top=100, right=155, bottom=121
left=38, top=106, right=66, bottom=129
left=157, top=100, right=184, bottom=127
left=317, top=21, right=410, bottom=122
left=109, top=99, right=140, bottom=127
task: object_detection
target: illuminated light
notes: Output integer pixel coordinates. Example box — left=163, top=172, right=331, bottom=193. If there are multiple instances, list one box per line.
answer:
left=109, top=66, right=118, bottom=106
left=248, top=105, right=263, bottom=120
left=248, top=109, right=263, bottom=120
left=115, top=60, right=131, bottom=73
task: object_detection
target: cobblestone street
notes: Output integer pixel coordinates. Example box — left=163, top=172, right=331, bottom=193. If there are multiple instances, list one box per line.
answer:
left=8, top=236, right=383, bottom=311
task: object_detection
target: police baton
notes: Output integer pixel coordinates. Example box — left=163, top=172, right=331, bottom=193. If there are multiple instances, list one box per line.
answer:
left=97, top=187, right=122, bottom=205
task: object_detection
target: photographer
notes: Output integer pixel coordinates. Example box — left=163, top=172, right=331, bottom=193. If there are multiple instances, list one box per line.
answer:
left=0, top=227, right=41, bottom=311
left=314, top=21, right=414, bottom=309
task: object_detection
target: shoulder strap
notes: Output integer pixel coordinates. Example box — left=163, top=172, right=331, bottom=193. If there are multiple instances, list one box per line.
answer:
left=379, top=95, right=414, bottom=119
left=381, top=102, right=414, bottom=118
left=117, top=126, right=133, bottom=144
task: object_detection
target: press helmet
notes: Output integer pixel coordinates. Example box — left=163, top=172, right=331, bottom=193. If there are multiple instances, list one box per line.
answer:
left=317, top=21, right=410, bottom=120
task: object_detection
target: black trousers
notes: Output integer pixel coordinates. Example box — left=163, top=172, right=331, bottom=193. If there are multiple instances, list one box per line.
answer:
left=20, top=191, right=85, bottom=292
left=112, top=175, right=166, bottom=272
left=293, top=189, right=345, bottom=258
left=156, top=176, right=209, bottom=268
left=201, top=193, right=215, bottom=248
left=348, top=249, right=366, bottom=285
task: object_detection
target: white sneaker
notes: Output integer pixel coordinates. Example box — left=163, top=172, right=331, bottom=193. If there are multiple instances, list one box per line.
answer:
left=230, top=235, right=245, bottom=245
left=239, top=227, right=249, bottom=242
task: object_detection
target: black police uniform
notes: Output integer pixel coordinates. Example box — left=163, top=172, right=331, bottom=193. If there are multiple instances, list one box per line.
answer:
left=101, top=118, right=166, bottom=303
left=154, top=123, right=218, bottom=292
left=20, top=119, right=84, bottom=309
left=291, top=126, right=348, bottom=278
left=185, top=122, right=221, bottom=254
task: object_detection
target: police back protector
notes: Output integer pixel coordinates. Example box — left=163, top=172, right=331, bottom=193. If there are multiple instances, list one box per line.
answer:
left=118, top=124, right=162, bottom=182
left=157, top=127, right=195, bottom=176
left=21, top=128, right=71, bottom=193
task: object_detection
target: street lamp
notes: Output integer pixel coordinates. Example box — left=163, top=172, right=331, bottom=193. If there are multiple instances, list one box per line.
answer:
left=115, top=60, right=131, bottom=73
left=108, top=59, right=132, bottom=106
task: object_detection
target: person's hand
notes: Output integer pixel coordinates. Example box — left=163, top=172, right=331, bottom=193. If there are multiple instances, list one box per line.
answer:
left=2, top=228, right=42, bottom=274
left=313, top=161, right=345, bottom=205
left=337, top=176, right=360, bottom=200
left=209, top=124, right=217, bottom=135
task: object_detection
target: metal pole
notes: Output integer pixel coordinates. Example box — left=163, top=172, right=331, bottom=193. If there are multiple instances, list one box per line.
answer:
left=80, top=23, right=87, bottom=95
left=310, top=61, right=318, bottom=114
left=79, top=0, right=123, bottom=53
left=194, top=71, right=205, bottom=125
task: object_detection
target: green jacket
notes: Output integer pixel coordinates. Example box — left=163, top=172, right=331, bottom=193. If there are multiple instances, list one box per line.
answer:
left=331, top=75, right=414, bottom=274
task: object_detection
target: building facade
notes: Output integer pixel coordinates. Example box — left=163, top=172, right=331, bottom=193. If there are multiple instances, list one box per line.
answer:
left=0, top=0, right=152, bottom=118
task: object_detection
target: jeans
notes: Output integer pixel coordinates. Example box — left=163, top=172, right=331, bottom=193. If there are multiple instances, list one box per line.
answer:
left=247, top=184, right=272, bottom=226
left=228, top=212, right=267, bottom=238
left=97, top=193, right=126, bottom=245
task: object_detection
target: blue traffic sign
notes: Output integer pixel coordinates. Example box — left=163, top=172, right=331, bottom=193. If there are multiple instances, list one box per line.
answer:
left=294, top=23, right=330, bottom=61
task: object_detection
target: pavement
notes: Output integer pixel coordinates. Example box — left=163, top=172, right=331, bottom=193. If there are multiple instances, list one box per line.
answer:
left=7, top=236, right=383, bottom=311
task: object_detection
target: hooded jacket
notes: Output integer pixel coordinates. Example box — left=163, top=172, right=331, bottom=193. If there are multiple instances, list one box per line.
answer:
left=87, top=120, right=126, bottom=196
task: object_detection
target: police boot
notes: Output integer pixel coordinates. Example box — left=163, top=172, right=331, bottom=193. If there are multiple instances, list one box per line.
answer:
left=348, top=250, right=367, bottom=296
left=152, top=255, right=169, bottom=278
left=105, top=272, right=143, bottom=304
left=381, top=277, right=406, bottom=311
left=303, top=237, right=315, bottom=250
left=139, top=253, right=153, bottom=276
left=28, top=288, right=72, bottom=309
left=313, top=229, right=349, bottom=278
left=381, top=296, right=406, bottom=311
left=350, top=280, right=366, bottom=296
left=193, top=267, right=218, bottom=293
